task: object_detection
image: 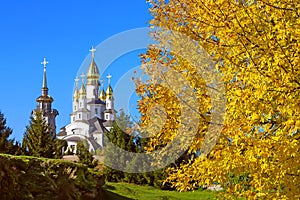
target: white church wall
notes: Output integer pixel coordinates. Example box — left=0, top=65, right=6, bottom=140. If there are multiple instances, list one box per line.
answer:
left=64, top=122, right=90, bottom=137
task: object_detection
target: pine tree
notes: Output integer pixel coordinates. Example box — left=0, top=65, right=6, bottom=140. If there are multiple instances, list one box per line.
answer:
left=104, top=110, right=135, bottom=182
left=103, top=121, right=128, bottom=182
left=76, top=140, right=96, bottom=168
left=0, top=111, right=16, bottom=154
left=53, top=139, right=67, bottom=159
left=104, top=111, right=148, bottom=184
left=23, top=111, right=56, bottom=158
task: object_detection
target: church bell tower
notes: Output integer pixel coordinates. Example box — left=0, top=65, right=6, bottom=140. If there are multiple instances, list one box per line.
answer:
left=34, top=58, right=58, bottom=138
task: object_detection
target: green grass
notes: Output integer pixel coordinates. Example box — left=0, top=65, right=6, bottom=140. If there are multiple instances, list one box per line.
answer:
left=102, top=182, right=217, bottom=200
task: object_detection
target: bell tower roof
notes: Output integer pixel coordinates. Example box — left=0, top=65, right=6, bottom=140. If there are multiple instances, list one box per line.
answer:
left=36, top=58, right=53, bottom=103
left=41, top=58, right=48, bottom=96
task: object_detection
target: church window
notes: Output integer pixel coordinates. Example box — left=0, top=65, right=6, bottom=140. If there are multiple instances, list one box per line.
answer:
left=95, top=108, right=98, bottom=114
left=106, top=102, right=109, bottom=107
left=73, top=117, right=75, bottom=121
left=79, top=114, right=81, bottom=119
left=105, top=114, right=109, bottom=120
left=80, top=102, right=82, bottom=108
left=74, top=106, right=77, bottom=110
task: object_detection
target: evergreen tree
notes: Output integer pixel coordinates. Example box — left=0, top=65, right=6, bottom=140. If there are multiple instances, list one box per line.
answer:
left=104, top=121, right=128, bottom=182
left=54, top=139, right=68, bottom=159
left=0, top=111, right=15, bottom=154
left=115, top=109, right=134, bottom=131
left=76, top=140, right=96, bottom=168
left=104, top=110, right=135, bottom=182
left=104, top=111, right=178, bottom=188
left=23, top=111, right=56, bottom=158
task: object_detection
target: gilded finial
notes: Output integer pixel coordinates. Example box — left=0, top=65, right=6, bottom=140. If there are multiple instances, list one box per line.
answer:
left=99, top=79, right=106, bottom=101
left=41, top=58, right=48, bottom=69
left=100, top=79, right=104, bottom=88
left=89, top=45, right=96, bottom=59
left=73, top=76, right=79, bottom=98
left=75, top=76, right=80, bottom=87
left=107, top=74, right=112, bottom=85
left=106, top=74, right=113, bottom=96
left=80, top=73, right=85, bottom=84
left=79, top=73, right=86, bottom=96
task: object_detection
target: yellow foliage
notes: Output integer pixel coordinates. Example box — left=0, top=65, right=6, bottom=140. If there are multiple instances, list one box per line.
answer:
left=137, top=0, right=300, bottom=199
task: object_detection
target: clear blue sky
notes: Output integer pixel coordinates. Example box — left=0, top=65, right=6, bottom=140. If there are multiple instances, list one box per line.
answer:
left=0, top=0, right=152, bottom=141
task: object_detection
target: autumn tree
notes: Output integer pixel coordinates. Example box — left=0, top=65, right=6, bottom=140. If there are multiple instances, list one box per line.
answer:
left=137, top=0, right=300, bottom=199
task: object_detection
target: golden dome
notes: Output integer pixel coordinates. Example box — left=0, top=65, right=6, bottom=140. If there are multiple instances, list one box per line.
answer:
left=73, top=88, right=79, bottom=99
left=86, top=59, right=100, bottom=85
left=99, top=89, right=106, bottom=101
left=106, top=85, right=113, bottom=96
left=79, top=84, right=86, bottom=96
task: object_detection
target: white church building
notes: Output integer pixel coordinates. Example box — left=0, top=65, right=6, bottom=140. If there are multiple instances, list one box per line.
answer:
left=57, top=46, right=116, bottom=153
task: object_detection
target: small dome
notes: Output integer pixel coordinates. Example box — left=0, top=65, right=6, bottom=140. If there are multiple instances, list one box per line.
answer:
left=106, top=85, right=113, bottom=96
left=73, top=89, right=79, bottom=99
left=36, top=95, right=54, bottom=103
left=79, top=84, right=86, bottom=96
left=99, top=89, right=106, bottom=101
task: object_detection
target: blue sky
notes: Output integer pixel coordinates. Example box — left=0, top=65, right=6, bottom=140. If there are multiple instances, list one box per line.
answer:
left=0, top=0, right=152, bottom=141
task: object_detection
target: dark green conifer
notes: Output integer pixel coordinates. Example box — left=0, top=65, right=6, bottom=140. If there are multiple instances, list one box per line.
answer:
left=23, top=111, right=56, bottom=158
left=0, top=111, right=16, bottom=154
left=76, top=140, right=97, bottom=168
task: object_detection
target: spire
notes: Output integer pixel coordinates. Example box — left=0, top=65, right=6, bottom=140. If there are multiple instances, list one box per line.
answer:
left=34, top=57, right=58, bottom=137
left=36, top=57, right=53, bottom=104
left=73, top=76, right=80, bottom=99
left=106, top=74, right=113, bottom=96
left=79, top=73, right=86, bottom=96
left=99, top=79, right=106, bottom=101
left=87, top=46, right=100, bottom=85
left=41, top=58, right=49, bottom=96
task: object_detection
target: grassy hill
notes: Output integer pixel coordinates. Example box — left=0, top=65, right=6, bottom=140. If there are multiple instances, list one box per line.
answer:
left=102, top=182, right=217, bottom=200
left=0, top=153, right=217, bottom=199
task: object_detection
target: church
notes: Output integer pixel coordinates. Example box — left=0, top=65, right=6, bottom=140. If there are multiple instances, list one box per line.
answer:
left=34, top=46, right=116, bottom=153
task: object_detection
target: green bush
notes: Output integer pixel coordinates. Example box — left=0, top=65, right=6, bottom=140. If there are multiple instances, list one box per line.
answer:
left=0, top=153, right=104, bottom=199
